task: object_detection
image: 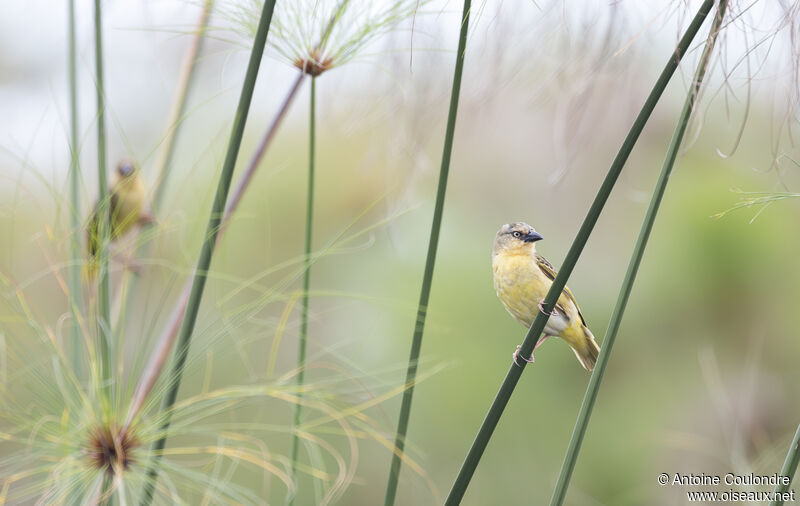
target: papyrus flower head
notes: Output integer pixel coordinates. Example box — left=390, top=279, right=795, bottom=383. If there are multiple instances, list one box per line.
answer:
left=222, top=0, right=425, bottom=76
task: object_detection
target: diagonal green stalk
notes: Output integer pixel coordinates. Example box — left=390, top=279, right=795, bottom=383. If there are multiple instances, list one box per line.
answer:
left=770, top=424, right=800, bottom=506
left=67, top=0, right=82, bottom=370
left=550, top=2, right=728, bottom=504
left=287, top=75, right=316, bottom=506
left=444, top=1, right=715, bottom=504
left=114, top=0, right=214, bottom=334
left=92, top=0, right=111, bottom=400
left=138, top=1, right=278, bottom=503
left=384, top=2, right=471, bottom=505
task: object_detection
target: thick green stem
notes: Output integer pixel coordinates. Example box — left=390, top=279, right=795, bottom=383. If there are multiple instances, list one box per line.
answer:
left=770, top=424, right=800, bottom=506
left=287, top=76, right=316, bottom=506
left=67, top=0, right=82, bottom=370
left=138, top=1, right=278, bottom=503
left=549, top=2, right=728, bottom=504
left=444, top=2, right=715, bottom=504
left=383, top=2, right=470, bottom=505
left=93, top=0, right=111, bottom=400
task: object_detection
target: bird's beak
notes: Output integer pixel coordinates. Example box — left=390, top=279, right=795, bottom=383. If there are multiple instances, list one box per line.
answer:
left=523, top=231, right=543, bottom=243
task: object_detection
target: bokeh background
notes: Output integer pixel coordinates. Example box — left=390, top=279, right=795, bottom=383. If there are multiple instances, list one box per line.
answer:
left=2, top=0, right=800, bottom=504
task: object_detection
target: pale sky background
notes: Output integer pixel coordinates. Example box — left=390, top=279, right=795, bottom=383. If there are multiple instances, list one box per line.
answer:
left=0, top=0, right=795, bottom=194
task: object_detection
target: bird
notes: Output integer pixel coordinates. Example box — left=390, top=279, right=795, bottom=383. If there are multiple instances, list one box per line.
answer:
left=86, top=159, right=152, bottom=278
left=492, top=222, right=600, bottom=371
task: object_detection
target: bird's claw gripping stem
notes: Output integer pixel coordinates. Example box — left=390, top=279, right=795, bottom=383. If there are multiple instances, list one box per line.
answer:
left=512, top=345, right=534, bottom=367
left=538, top=300, right=558, bottom=316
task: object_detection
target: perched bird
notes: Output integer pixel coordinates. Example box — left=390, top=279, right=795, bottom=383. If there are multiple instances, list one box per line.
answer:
left=492, top=222, right=600, bottom=371
left=86, top=160, right=152, bottom=277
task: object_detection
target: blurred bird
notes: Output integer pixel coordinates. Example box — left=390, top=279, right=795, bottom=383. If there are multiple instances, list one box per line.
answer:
left=492, top=222, right=600, bottom=371
left=86, top=159, right=152, bottom=278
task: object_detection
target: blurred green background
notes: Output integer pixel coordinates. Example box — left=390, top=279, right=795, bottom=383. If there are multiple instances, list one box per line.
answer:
left=2, top=0, right=799, bottom=504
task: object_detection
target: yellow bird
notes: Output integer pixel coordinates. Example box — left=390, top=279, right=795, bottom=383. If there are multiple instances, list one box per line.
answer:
left=86, top=160, right=151, bottom=277
left=492, top=222, right=600, bottom=371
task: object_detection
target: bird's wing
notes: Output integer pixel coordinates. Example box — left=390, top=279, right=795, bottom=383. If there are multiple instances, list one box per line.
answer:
left=86, top=204, right=99, bottom=258
left=108, top=191, right=120, bottom=237
left=535, top=254, right=587, bottom=327
left=86, top=192, right=121, bottom=257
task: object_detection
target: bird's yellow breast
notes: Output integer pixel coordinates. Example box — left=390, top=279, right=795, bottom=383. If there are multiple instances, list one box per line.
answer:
left=111, top=177, right=145, bottom=237
left=492, top=250, right=584, bottom=339
left=492, top=252, right=550, bottom=327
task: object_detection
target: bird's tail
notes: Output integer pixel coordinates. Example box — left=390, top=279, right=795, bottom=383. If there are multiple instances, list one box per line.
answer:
left=84, top=225, right=99, bottom=280
left=83, top=259, right=98, bottom=281
left=570, top=327, right=600, bottom=372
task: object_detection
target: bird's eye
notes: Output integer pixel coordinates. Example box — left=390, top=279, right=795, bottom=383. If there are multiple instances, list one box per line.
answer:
left=512, top=231, right=521, bottom=238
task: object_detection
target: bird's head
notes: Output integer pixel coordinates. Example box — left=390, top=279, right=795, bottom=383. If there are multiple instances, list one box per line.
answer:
left=116, top=160, right=137, bottom=179
left=493, top=222, right=543, bottom=256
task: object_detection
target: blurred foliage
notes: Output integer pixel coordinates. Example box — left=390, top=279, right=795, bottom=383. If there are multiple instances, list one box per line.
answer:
left=1, top=0, right=800, bottom=504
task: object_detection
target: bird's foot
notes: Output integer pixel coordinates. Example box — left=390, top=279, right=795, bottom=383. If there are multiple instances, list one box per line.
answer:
left=113, top=252, right=143, bottom=276
left=534, top=334, right=550, bottom=351
left=125, top=260, right=143, bottom=276
left=538, top=300, right=558, bottom=316
left=512, top=345, right=534, bottom=367
left=138, top=212, right=157, bottom=226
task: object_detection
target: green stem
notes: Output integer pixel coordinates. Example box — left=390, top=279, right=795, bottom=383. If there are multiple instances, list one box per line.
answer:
left=287, top=75, right=316, bottom=506
left=444, top=2, right=715, bottom=504
left=383, top=2, right=471, bottom=505
left=93, top=0, right=111, bottom=401
left=67, top=0, right=82, bottom=371
left=138, top=1, right=278, bottom=503
left=770, top=424, right=800, bottom=506
left=549, top=2, right=728, bottom=504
